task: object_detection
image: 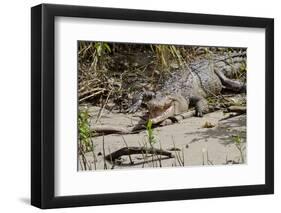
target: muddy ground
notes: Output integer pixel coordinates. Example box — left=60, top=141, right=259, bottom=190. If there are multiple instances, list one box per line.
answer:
left=78, top=107, right=246, bottom=171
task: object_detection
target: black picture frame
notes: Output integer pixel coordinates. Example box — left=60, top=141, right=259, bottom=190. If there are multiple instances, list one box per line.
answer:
left=31, top=3, right=274, bottom=209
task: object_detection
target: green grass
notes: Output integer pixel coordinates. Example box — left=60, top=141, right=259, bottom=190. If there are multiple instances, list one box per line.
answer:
left=232, top=134, right=246, bottom=163
left=146, top=119, right=157, bottom=146
left=78, top=109, right=94, bottom=152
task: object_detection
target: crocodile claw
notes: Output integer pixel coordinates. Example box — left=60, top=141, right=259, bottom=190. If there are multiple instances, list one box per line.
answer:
left=127, top=103, right=140, bottom=113
left=127, top=107, right=137, bottom=113
left=196, top=110, right=204, bottom=117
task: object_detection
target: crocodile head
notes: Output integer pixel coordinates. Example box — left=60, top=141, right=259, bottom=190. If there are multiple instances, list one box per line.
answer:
left=147, top=95, right=189, bottom=124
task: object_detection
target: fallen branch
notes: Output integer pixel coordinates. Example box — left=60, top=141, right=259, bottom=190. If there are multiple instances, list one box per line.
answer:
left=95, top=89, right=113, bottom=124
left=92, top=110, right=196, bottom=135
left=219, top=106, right=246, bottom=121
left=159, top=110, right=195, bottom=126
left=105, top=146, right=174, bottom=162
left=92, top=124, right=145, bottom=135
left=227, top=106, right=246, bottom=113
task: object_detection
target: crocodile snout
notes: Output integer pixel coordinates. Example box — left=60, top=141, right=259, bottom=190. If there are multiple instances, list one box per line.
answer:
left=147, top=95, right=189, bottom=124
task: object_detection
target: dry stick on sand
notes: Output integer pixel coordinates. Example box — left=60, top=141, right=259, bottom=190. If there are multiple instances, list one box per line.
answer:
left=79, top=86, right=103, bottom=99
left=95, top=88, right=113, bottom=124
left=78, top=143, right=91, bottom=170
left=91, top=143, right=97, bottom=170
left=79, top=90, right=104, bottom=103
left=202, top=150, right=205, bottom=165
left=91, top=125, right=133, bottom=134
left=102, top=135, right=108, bottom=170
left=220, top=106, right=246, bottom=121
left=181, top=146, right=185, bottom=167
left=79, top=157, right=84, bottom=171
left=138, top=141, right=146, bottom=168
left=105, top=147, right=174, bottom=162
left=158, top=140, right=163, bottom=167
left=92, top=110, right=195, bottom=135
left=107, top=146, right=115, bottom=169
left=206, top=150, right=214, bottom=165
left=142, top=139, right=150, bottom=167
left=171, top=136, right=184, bottom=166
left=227, top=106, right=246, bottom=113
left=89, top=132, right=97, bottom=170
left=81, top=151, right=91, bottom=170
left=121, top=135, right=134, bottom=165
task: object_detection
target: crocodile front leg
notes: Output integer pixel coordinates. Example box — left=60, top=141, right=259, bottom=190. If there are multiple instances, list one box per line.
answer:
left=190, top=96, right=209, bottom=117
left=127, top=91, right=155, bottom=113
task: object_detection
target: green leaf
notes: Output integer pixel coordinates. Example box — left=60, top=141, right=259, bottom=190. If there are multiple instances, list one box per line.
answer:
left=103, top=43, right=111, bottom=52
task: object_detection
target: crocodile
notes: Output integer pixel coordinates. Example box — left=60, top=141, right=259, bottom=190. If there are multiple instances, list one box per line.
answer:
left=128, top=50, right=247, bottom=124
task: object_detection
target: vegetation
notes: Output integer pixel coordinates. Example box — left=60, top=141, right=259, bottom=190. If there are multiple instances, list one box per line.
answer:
left=232, top=134, right=246, bottom=163
left=78, top=109, right=93, bottom=152
left=146, top=119, right=157, bottom=146
left=78, top=109, right=97, bottom=170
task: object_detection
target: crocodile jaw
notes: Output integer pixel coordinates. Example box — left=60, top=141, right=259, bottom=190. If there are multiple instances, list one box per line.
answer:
left=147, top=95, right=189, bottom=124
left=149, top=104, right=175, bottom=124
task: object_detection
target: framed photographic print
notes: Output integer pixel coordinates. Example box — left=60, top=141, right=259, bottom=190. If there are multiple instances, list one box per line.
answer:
left=31, top=3, right=274, bottom=209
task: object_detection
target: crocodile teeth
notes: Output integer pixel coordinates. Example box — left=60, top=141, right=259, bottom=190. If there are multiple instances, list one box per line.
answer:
left=150, top=105, right=174, bottom=124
